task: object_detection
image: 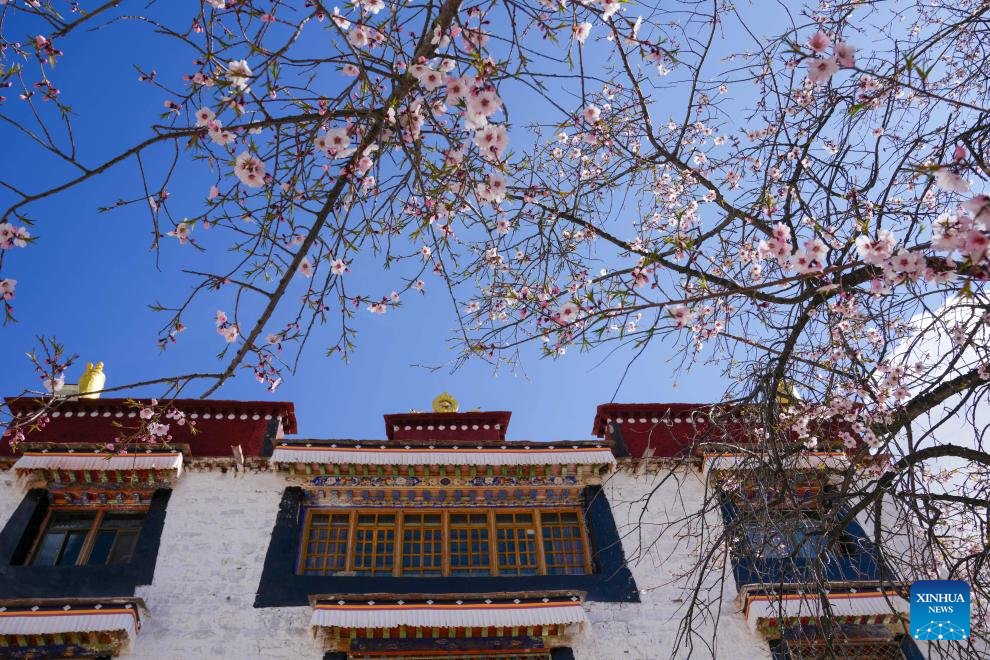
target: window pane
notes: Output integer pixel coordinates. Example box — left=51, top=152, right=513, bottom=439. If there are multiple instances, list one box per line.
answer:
left=32, top=531, right=65, bottom=566
left=496, top=512, right=538, bottom=575
left=541, top=510, right=587, bottom=575
left=402, top=514, right=442, bottom=575
left=301, top=512, right=350, bottom=575
left=86, top=530, right=117, bottom=565
left=59, top=530, right=88, bottom=566
left=353, top=513, right=395, bottom=575
left=449, top=513, right=491, bottom=576
left=108, top=531, right=140, bottom=564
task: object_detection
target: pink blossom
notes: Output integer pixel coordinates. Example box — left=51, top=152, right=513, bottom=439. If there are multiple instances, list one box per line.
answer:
left=583, top=105, right=601, bottom=123
left=233, top=151, right=266, bottom=187
left=669, top=304, right=695, bottom=328
left=315, top=127, right=354, bottom=158
left=0, top=223, right=30, bottom=249
left=167, top=222, right=192, bottom=245
left=808, top=31, right=831, bottom=54
left=226, top=59, right=253, bottom=92
left=297, top=257, right=313, bottom=278
left=477, top=172, right=508, bottom=204
left=599, top=0, right=621, bottom=20
left=342, top=64, right=360, bottom=77
left=354, top=0, right=385, bottom=15
left=466, top=88, right=503, bottom=119
left=934, top=167, right=970, bottom=193
left=215, top=310, right=228, bottom=326
left=420, top=246, right=432, bottom=260
left=219, top=324, right=239, bottom=342
left=330, top=258, right=348, bottom=275
left=368, top=302, right=387, bottom=314
left=573, top=22, right=592, bottom=44
left=139, top=407, right=154, bottom=420
left=962, top=195, right=990, bottom=224
left=807, top=57, right=839, bottom=84
left=474, top=124, right=509, bottom=161
left=208, top=123, right=235, bottom=146
left=195, top=107, right=215, bottom=127
left=445, top=76, right=471, bottom=104
left=964, top=229, right=989, bottom=262
left=557, top=302, right=580, bottom=323
left=834, top=41, right=856, bottom=67
left=208, top=185, right=220, bottom=200
left=147, top=422, right=170, bottom=437
left=496, top=218, right=511, bottom=235
left=854, top=229, right=896, bottom=266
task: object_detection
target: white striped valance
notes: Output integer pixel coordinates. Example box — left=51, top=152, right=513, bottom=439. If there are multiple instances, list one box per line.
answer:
left=702, top=452, right=849, bottom=475
left=745, top=591, right=909, bottom=634
left=311, top=600, right=588, bottom=630
left=0, top=608, right=138, bottom=638
left=272, top=446, right=615, bottom=468
left=13, top=452, right=183, bottom=475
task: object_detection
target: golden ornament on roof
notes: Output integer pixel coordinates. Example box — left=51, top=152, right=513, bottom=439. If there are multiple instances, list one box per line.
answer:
left=775, top=379, right=801, bottom=407
left=78, top=361, right=106, bottom=399
left=431, top=391, right=459, bottom=413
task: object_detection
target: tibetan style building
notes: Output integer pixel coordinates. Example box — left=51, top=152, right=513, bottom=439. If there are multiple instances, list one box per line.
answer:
left=0, top=392, right=928, bottom=659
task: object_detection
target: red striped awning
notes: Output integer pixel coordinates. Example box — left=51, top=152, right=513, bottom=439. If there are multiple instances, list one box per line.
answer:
left=745, top=591, right=909, bottom=635
left=312, top=599, right=588, bottom=630
left=13, top=452, right=182, bottom=476
left=0, top=607, right=139, bottom=638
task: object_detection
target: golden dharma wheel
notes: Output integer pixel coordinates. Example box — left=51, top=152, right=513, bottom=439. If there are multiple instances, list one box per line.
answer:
left=431, top=391, right=459, bottom=413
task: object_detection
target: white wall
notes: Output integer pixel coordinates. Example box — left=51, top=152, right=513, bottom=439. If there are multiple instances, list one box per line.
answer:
left=0, top=466, right=790, bottom=659
left=119, top=470, right=314, bottom=659
left=576, top=468, right=770, bottom=660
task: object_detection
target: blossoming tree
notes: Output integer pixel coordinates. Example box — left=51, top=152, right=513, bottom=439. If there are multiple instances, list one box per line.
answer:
left=1, top=0, right=989, bottom=655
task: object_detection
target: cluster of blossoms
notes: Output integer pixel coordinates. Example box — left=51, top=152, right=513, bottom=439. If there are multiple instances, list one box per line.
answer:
left=215, top=310, right=238, bottom=343
left=0, top=222, right=30, bottom=249
left=126, top=400, right=192, bottom=448
left=805, top=31, right=856, bottom=84
left=233, top=151, right=266, bottom=188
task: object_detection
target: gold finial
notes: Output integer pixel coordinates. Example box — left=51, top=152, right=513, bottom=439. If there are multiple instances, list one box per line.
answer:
left=78, top=361, right=106, bottom=399
left=431, top=391, right=459, bottom=413
left=775, top=379, right=800, bottom=408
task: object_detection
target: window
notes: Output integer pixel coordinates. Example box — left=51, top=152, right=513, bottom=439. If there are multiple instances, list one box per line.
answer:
left=302, top=512, right=350, bottom=575
left=449, top=513, right=490, bottom=576
left=298, top=508, right=591, bottom=577
left=743, top=516, right=825, bottom=560
left=29, top=509, right=146, bottom=567
left=353, top=513, right=396, bottom=576
left=495, top=512, right=539, bottom=576
left=540, top=511, right=588, bottom=575
left=770, top=632, right=924, bottom=660
left=401, top=513, right=443, bottom=576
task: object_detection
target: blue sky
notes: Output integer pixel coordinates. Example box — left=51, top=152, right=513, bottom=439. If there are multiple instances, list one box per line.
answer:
left=0, top=3, right=724, bottom=440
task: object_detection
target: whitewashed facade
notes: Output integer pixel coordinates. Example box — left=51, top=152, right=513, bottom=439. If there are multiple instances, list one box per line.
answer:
left=0, top=398, right=927, bottom=659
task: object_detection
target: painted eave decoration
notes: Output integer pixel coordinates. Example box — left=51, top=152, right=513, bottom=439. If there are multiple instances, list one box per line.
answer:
left=0, top=599, right=142, bottom=657
left=13, top=451, right=183, bottom=479
left=701, top=451, right=849, bottom=476
left=743, top=590, right=910, bottom=638
left=270, top=441, right=616, bottom=477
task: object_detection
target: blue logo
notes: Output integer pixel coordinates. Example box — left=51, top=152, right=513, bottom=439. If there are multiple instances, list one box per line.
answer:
left=911, top=580, right=970, bottom=640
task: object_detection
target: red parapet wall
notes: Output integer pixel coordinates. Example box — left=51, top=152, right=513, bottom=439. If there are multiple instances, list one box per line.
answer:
left=383, top=411, right=511, bottom=444
left=3, top=397, right=296, bottom=458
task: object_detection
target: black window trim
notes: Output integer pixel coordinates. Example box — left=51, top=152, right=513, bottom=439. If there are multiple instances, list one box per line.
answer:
left=0, top=488, right=170, bottom=598
left=256, top=485, right=639, bottom=607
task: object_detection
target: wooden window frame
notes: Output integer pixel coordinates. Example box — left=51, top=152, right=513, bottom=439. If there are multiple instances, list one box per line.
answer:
left=298, top=507, right=593, bottom=577
left=26, top=505, right=149, bottom=567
